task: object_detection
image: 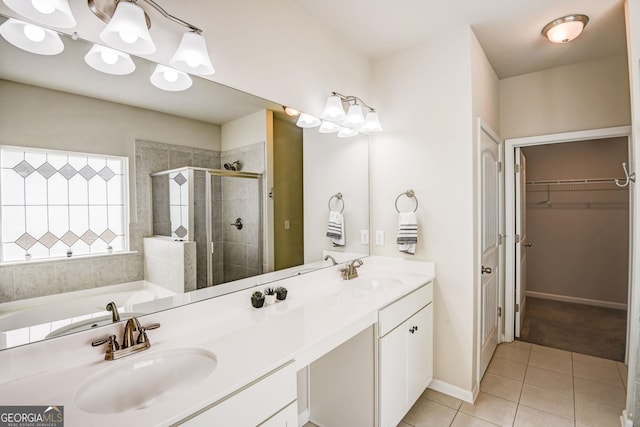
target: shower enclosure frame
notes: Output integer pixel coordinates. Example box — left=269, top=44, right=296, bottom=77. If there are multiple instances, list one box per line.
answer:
left=150, top=166, right=264, bottom=288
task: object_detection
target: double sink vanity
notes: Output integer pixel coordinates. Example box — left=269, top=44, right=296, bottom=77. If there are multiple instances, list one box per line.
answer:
left=0, top=256, right=434, bottom=426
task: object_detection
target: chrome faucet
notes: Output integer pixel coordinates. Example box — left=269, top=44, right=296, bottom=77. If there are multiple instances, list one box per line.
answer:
left=340, top=258, right=363, bottom=280
left=324, top=254, right=338, bottom=265
left=105, top=301, right=120, bottom=322
left=92, top=316, right=160, bottom=360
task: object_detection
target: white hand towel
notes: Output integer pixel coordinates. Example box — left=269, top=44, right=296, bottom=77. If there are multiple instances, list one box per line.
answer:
left=326, top=210, right=345, bottom=246
left=397, top=211, right=417, bottom=254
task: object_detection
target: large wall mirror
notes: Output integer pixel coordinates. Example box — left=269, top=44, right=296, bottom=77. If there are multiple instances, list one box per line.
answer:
left=0, top=15, right=370, bottom=350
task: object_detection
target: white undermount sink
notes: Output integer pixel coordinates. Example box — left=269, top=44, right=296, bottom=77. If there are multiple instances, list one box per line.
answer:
left=352, top=277, right=402, bottom=291
left=75, top=348, right=217, bottom=414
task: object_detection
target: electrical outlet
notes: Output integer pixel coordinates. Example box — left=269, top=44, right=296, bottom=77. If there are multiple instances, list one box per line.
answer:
left=375, top=230, right=385, bottom=246
left=360, top=229, right=369, bottom=244
left=284, top=220, right=290, bottom=230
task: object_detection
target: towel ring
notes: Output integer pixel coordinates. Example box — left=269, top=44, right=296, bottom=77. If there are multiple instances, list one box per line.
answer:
left=395, top=189, right=418, bottom=213
left=328, top=192, right=344, bottom=213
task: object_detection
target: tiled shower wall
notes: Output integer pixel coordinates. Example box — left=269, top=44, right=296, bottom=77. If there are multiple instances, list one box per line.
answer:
left=0, top=140, right=220, bottom=303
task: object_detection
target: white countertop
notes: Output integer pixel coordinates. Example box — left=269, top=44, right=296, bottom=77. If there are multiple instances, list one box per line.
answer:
left=0, top=256, right=435, bottom=427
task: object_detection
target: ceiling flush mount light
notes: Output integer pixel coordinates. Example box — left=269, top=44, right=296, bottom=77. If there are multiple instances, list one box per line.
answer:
left=89, top=0, right=214, bottom=73
left=3, top=0, right=76, bottom=28
left=150, top=64, right=192, bottom=91
left=0, top=18, right=64, bottom=55
left=542, top=14, right=589, bottom=44
left=84, top=43, right=136, bottom=75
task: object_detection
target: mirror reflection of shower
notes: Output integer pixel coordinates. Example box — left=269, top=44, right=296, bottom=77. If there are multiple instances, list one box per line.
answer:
left=151, top=167, right=262, bottom=288
left=223, top=160, right=241, bottom=171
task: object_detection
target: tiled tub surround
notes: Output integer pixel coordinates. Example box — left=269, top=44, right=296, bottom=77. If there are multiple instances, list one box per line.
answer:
left=0, top=256, right=434, bottom=426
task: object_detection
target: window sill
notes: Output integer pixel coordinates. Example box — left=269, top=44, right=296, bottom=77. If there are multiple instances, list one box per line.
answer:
left=0, top=251, right=139, bottom=267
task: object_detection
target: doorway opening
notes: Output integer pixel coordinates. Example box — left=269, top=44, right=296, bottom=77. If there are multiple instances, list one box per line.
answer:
left=504, top=126, right=633, bottom=363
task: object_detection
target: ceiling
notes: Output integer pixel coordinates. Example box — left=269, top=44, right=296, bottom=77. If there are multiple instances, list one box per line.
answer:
left=291, top=0, right=627, bottom=79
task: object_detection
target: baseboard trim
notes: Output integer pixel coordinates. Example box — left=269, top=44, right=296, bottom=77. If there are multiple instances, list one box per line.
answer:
left=429, top=379, right=475, bottom=404
left=526, top=291, right=627, bottom=310
left=298, top=409, right=309, bottom=427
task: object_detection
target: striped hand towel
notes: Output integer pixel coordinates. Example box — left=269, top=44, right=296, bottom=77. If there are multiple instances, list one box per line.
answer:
left=326, top=211, right=345, bottom=246
left=397, top=211, right=417, bottom=254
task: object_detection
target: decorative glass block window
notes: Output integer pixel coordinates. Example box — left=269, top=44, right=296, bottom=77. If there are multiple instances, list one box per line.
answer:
left=0, top=146, right=128, bottom=262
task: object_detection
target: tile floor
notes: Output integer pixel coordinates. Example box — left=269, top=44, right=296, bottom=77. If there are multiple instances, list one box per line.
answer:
left=399, top=341, right=628, bottom=427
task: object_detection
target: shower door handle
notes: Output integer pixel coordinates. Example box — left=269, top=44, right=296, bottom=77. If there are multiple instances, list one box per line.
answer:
left=481, top=266, right=492, bottom=275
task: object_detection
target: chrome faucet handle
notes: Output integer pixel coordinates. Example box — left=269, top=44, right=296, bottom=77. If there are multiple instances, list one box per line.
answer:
left=91, top=334, right=119, bottom=353
left=122, top=317, right=141, bottom=349
left=136, top=322, right=161, bottom=344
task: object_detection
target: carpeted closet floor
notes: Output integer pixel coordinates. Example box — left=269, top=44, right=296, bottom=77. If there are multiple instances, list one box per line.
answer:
left=519, top=297, right=627, bottom=362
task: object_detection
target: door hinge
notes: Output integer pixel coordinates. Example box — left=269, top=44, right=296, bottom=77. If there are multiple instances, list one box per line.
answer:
left=515, top=234, right=521, bottom=244
left=514, top=164, right=520, bottom=174
left=498, top=161, right=503, bottom=172
left=210, top=242, right=215, bottom=254
left=515, top=303, right=520, bottom=313
left=498, top=233, right=505, bottom=245
left=498, top=307, right=502, bottom=317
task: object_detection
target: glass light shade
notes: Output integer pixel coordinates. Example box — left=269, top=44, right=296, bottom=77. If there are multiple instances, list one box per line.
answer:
left=321, top=95, right=346, bottom=121
left=150, top=64, right=192, bottom=92
left=343, top=103, right=365, bottom=127
left=318, top=120, right=341, bottom=133
left=361, top=111, right=383, bottom=132
left=0, top=18, right=63, bottom=55
left=170, top=31, right=215, bottom=75
left=542, top=15, right=589, bottom=44
left=84, top=44, right=135, bottom=75
left=337, top=127, right=359, bottom=138
left=3, top=0, right=76, bottom=28
left=296, top=113, right=321, bottom=128
left=99, top=1, right=155, bottom=55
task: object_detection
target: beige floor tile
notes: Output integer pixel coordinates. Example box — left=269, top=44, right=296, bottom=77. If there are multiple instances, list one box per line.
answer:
left=402, top=398, right=457, bottom=427
left=519, top=383, right=574, bottom=419
left=524, top=366, right=573, bottom=395
left=574, top=376, right=627, bottom=409
left=494, top=343, right=531, bottom=364
left=572, top=352, right=618, bottom=368
left=575, top=397, right=624, bottom=427
left=573, top=360, right=625, bottom=387
left=513, top=405, right=574, bottom=427
left=460, top=392, right=517, bottom=427
left=422, top=388, right=463, bottom=410
left=451, top=412, right=501, bottom=427
left=480, top=373, right=523, bottom=402
left=617, top=362, right=628, bottom=388
left=487, top=357, right=527, bottom=381
left=528, top=347, right=572, bottom=374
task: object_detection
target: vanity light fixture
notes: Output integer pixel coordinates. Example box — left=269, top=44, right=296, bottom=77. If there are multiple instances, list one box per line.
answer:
left=296, top=113, right=321, bottom=128
left=0, top=18, right=64, bottom=55
left=542, top=14, right=589, bottom=44
left=90, top=0, right=215, bottom=75
left=337, top=127, right=359, bottom=138
left=283, top=106, right=300, bottom=117
left=150, top=63, right=192, bottom=91
left=318, top=120, right=341, bottom=133
left=2, top=0, right=76, bottom=28
left=318, top=91, right=383, bottom=133
left=84, top=43, right=136, bottom=75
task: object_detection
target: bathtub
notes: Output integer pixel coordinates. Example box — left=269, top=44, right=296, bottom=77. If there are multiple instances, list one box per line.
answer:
left=0, top=281, right=175, bottom=349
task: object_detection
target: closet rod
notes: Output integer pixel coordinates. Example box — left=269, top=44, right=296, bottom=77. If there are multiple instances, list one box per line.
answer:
left=526, top=178, right=625, bottom=186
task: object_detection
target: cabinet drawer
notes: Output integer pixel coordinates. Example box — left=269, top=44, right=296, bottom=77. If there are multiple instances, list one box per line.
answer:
left=378, top=282, right=432, bottom=337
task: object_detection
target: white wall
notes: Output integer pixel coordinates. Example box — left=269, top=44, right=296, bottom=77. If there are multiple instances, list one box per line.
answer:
left=499, top=54, right=631, bottom=139
left=221, top=110, right=268, bottom=152
left=303, top=132, right=369, bottom=263
left=370, top=26, right=477, bottom=395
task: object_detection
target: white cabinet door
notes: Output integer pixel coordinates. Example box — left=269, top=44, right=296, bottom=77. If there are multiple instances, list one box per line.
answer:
left=407, top=303, right=433, bottom=404
left=379, top=303, right=433, bottom=427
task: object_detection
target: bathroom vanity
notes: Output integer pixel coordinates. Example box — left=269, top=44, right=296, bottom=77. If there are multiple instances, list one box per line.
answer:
left=0, top=256, right=434, bottom=427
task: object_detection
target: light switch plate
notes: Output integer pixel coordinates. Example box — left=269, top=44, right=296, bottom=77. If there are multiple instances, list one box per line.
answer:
left=360, top=229, right=369, bottom=244
left=375, top=230, right=385, bottom=246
